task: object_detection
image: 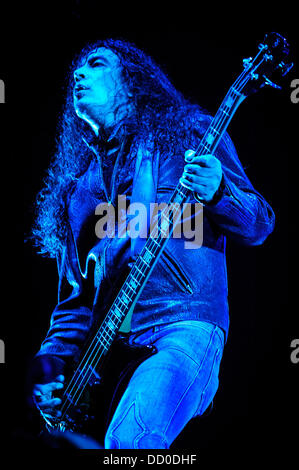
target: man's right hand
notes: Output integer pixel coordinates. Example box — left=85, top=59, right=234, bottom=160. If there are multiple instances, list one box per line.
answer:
left=33, top=374, right=65, bottom=419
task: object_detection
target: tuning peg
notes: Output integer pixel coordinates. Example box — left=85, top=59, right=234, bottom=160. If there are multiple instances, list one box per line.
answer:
left=278, top=61, right=294, bottom=76
left=262, top=75, right=282, bottom=89
left=243, top=57, right=252, bottom=68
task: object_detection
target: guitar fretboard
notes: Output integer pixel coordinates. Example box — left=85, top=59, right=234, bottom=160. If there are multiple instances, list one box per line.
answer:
left=76, top=78, right=247, bottom=371
left=61, top=61, right=254, bottom=412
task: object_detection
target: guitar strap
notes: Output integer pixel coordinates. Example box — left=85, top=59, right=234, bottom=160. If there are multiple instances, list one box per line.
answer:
left=130, top=142, right=160, bottom=257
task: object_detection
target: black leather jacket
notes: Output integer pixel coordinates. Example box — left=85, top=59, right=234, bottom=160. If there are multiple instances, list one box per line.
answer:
left=35, top=115, right=275, bottom=367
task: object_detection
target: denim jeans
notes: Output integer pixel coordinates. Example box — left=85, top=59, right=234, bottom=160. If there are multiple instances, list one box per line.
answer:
left=104, top=320, right=224, bottom=449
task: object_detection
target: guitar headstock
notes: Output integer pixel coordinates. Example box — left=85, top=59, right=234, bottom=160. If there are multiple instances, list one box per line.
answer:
left=238, top=32, right=293, bottom=96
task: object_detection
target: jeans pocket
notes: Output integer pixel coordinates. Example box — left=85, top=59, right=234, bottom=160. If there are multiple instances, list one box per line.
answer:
left=129, top=326, right=156, bottom=346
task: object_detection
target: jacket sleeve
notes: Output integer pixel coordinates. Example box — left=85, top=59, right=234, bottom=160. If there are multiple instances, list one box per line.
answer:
left=33, top=230, right=94, bottom=379
left=201, top=127, right=275, bottom=246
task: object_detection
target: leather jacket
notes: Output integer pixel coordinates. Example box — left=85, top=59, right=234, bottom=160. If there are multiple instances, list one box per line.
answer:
left=35, top=114, right=275, bottom=368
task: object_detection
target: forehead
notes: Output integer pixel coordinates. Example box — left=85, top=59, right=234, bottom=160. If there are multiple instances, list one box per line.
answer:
left=82, top=47, right=120, bottom=66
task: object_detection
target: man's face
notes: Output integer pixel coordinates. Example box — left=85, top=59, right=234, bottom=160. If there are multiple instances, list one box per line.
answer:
left=73, top=47, right=126, bottom=129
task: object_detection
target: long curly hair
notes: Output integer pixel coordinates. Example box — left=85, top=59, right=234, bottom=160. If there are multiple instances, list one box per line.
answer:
left=31, top=38, right=209, bottom=259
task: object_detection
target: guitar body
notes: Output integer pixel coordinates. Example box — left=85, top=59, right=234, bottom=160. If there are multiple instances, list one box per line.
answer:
left=51, top=336, right=157, bottom=444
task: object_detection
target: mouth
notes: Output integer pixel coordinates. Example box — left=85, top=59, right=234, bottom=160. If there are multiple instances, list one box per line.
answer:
left=74, top=84, right=89, bottom=96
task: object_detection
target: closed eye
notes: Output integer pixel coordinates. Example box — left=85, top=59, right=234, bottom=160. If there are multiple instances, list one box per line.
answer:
left=88, top=57, right=106, bottom=67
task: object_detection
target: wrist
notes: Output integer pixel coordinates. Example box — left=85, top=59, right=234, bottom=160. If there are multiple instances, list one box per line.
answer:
left=194, top=174, right=226, bottom=206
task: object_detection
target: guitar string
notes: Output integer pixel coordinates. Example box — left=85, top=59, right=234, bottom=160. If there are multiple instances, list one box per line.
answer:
left=59, top=262, right=145, bottom=403
left=69, top=208, right=183, bottom=408
left=57, top=59, right=262, bottom=421
left=58, top=72, right=253, bottom=419
left=58, top=202, right=178, bottom=413
left=55, top=44, right=272, bottom=423
left=58, top=47, right=269, bottom=422
left=59, top=208, right=176, bottom=414
left=59, top=204, right=185, bottom=416
left=60, top=50, right=265, bottom=402
left=59, top=78, right=250, bottom=420
left=59, top=136, right=224, bottom=416
left=193, top=49, right=266, bottom=156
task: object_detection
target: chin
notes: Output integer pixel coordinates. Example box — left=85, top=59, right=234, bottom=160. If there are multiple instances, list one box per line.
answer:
left=74, top=101, right=90, bottom=119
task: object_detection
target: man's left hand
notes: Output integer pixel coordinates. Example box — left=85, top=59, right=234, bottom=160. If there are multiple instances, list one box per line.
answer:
left=180, top=149, right=223, bottom=203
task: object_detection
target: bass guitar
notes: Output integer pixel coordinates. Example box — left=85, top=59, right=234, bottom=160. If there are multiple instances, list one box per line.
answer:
left=37, top=32, right=293, bottom=440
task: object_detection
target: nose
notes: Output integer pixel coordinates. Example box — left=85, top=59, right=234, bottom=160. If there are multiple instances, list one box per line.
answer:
left=74, top=66, right=86, bottom=83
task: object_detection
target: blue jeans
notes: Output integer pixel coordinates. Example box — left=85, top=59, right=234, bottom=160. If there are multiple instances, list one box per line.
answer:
left=104, top=320, right=224, bottom=449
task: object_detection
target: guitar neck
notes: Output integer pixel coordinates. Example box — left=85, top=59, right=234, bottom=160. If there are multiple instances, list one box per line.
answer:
left=70, top=51, right=272, bottom=363
left=60, top=83, right=248, bottom=415
left=61, top=66, right=264, bottom=418
left=197, top=86, right=245, bottom=156
left=94, top=81, right=247, bottom=348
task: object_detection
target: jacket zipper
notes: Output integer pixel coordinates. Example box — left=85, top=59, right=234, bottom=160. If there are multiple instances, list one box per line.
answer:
left=156, top=186, right=194, bottom=294
left=161, top=248, right=194, bottom=294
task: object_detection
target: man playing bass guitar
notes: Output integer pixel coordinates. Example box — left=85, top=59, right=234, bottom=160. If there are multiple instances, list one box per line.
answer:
left=30, top=38, right=275, bottom=449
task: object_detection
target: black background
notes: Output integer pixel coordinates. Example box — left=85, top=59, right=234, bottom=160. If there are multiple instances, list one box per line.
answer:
left=0, top=2, right=298, bottom=465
